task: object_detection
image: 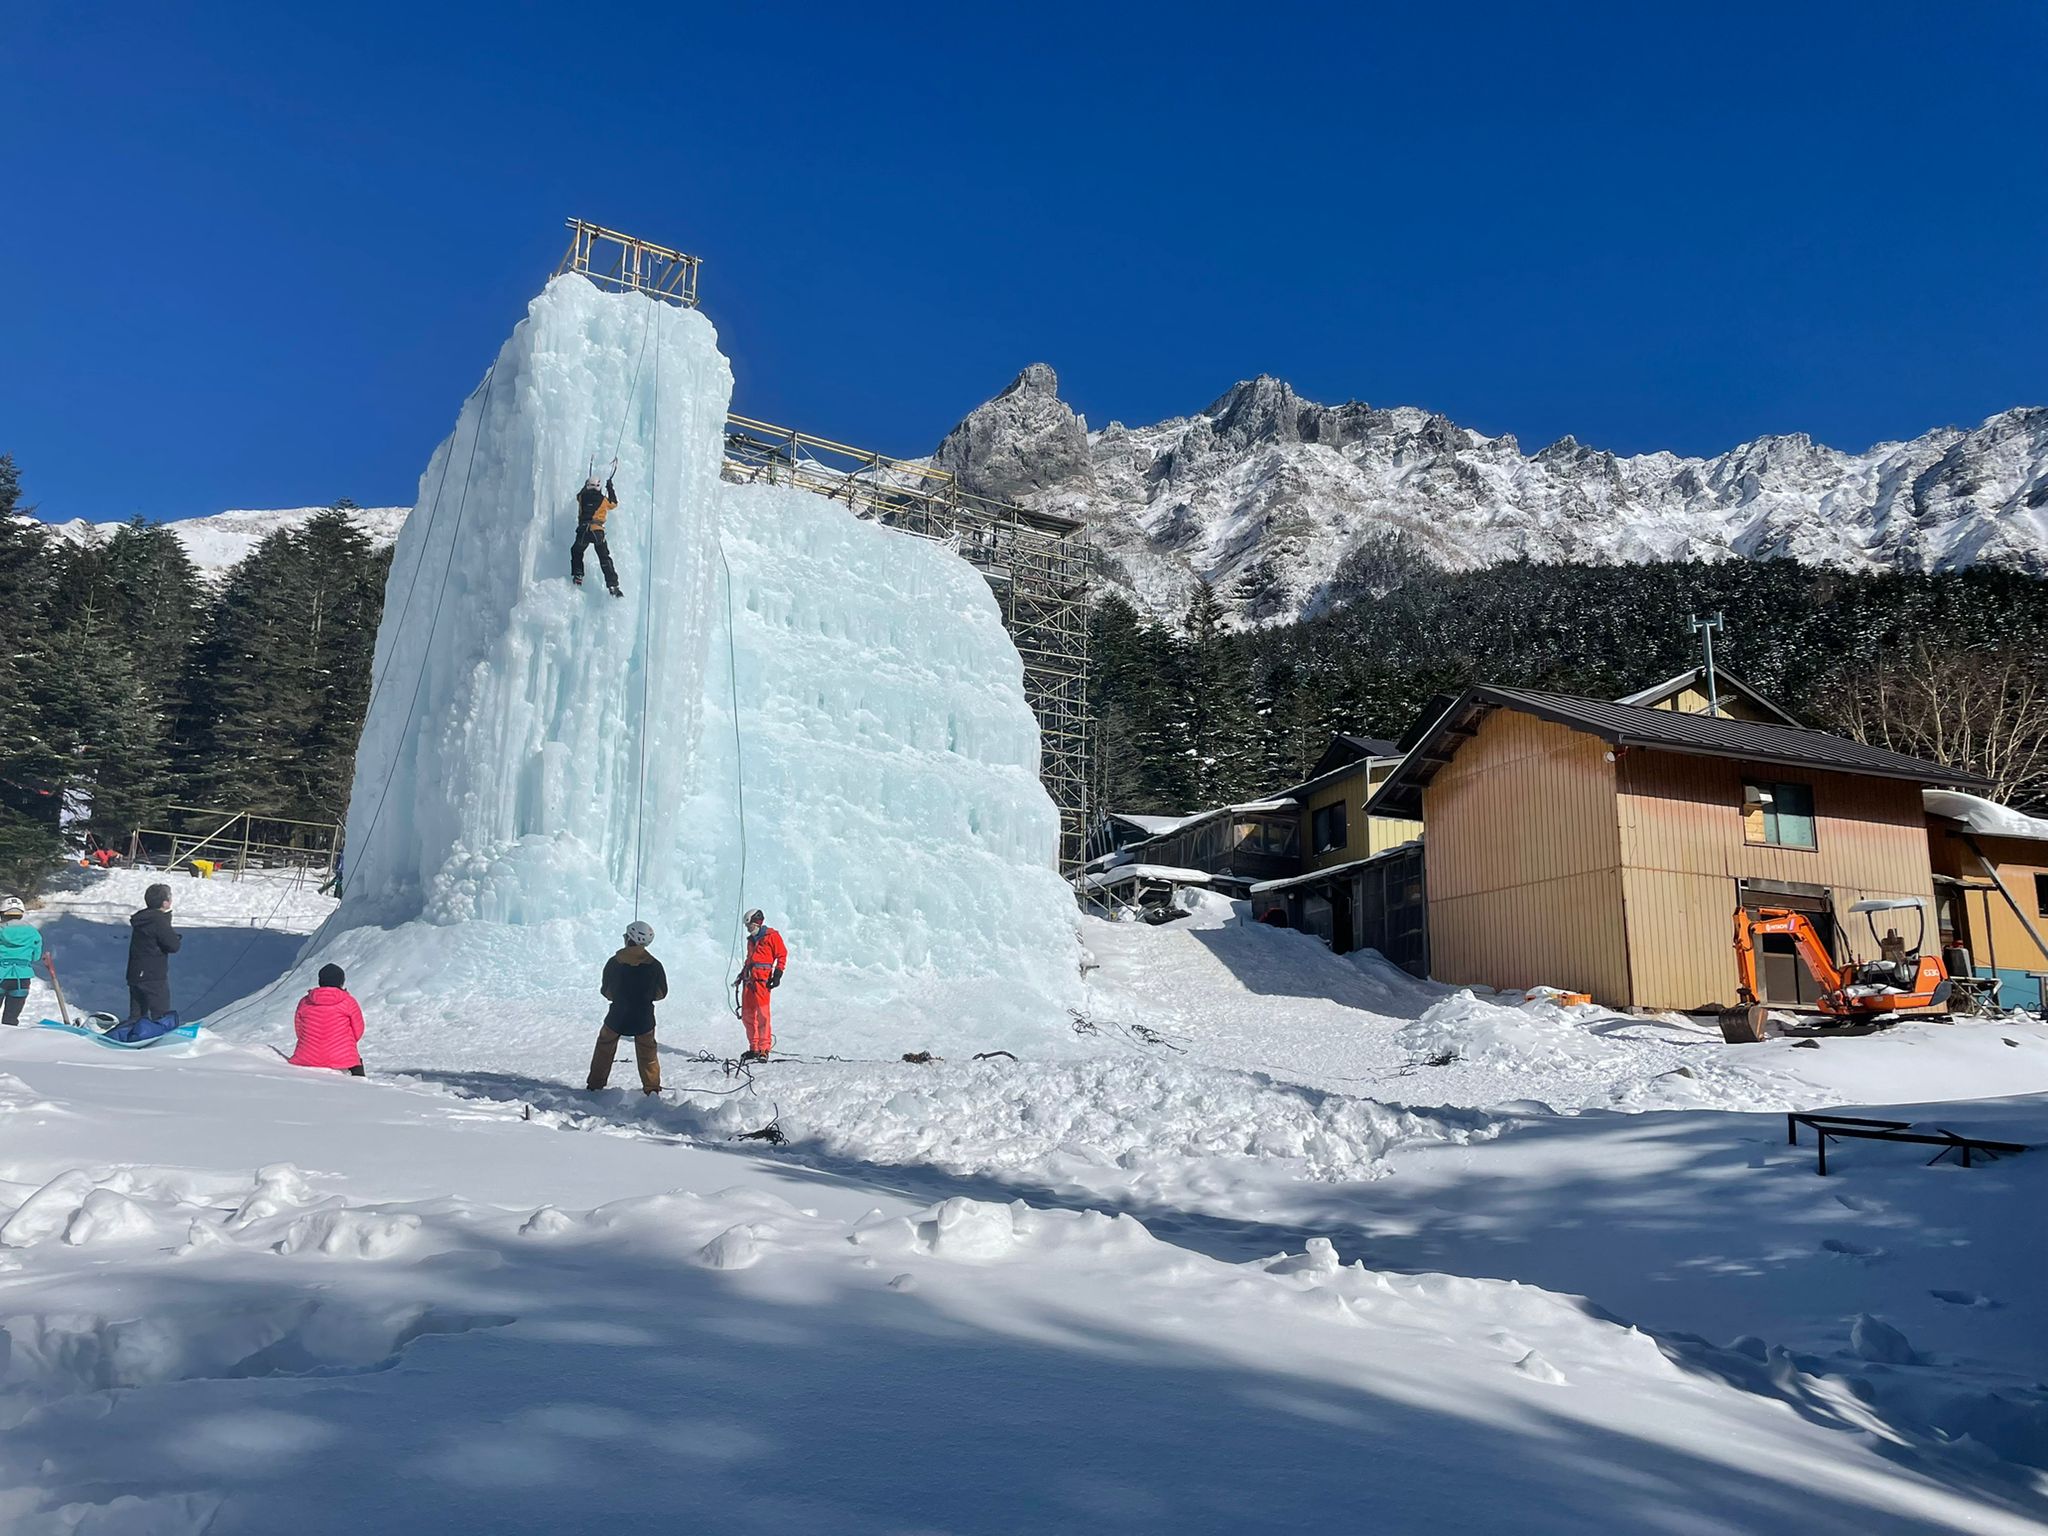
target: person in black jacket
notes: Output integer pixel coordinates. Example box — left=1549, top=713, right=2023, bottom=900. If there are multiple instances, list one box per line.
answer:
left=571, top=467, right=623, bottom=598
left=587, top=920, right=668, bottom=1093
left=126, top=883, right=182, bottom=1021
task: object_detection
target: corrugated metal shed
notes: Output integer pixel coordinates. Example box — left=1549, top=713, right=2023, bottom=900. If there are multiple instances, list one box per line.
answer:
left=1370, top=686, right=1992, bottom=818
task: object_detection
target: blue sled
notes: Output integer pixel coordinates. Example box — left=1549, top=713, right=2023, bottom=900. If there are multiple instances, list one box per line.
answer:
left=37, top=1018, right=203, bottom=1049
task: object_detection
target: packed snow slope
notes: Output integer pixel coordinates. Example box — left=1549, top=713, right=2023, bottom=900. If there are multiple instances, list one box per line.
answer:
left=933, top=365, right=2048, bottom=624
left=226, top=275, right=1077, bottom=1068
left=6, top=875, right=2048, bottom=1531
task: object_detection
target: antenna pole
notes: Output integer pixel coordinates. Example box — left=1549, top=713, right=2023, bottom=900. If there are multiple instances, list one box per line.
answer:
left=1690, top=611, right=1725, bottom=716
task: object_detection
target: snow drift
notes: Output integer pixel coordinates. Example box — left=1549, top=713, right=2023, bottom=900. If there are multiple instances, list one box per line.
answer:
left=229, top=275, right=1079, bottom=1068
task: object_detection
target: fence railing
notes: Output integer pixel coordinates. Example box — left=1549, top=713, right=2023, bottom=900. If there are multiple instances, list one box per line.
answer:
left=555, top=218, right=701, bottom=308
left=129, top=806, right=340, bottom=880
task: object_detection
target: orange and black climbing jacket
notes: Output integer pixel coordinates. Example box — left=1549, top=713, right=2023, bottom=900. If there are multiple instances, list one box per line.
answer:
left=576, top=479, right=617, bottom=534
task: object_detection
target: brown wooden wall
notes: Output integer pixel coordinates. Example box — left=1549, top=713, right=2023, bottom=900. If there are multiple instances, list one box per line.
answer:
left=1422, top=710, right=1632, bottom=1003
left=1614, top=750, right=1936, bottom=1010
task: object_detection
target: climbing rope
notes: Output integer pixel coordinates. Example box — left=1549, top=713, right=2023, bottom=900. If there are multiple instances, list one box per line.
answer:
left=714, top=523, right=749, bottom=1016
left=189, top=369, right=501, bottom=1027
left=345, top=361, right=502, bottom=895
left=183, top=874, right=306, bottom=1021
left=614, top=297, right=655, bottom=465
left=361, top=369, right=494, bottom=720
left=631, top=302, right=659, bottom=917
left=202, top=362, right=502, bottom=1032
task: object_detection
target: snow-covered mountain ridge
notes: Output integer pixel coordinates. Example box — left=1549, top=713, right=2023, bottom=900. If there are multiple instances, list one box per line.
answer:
left=30, top=375, right=2048, bottom=629
left=33, top=505, right=409, bottom=577
left=932, top=366, right=2048, bottom=625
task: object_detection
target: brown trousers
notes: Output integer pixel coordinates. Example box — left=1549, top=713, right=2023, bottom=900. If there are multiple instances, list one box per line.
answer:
left=587, top=1028, right=660, bottom=1093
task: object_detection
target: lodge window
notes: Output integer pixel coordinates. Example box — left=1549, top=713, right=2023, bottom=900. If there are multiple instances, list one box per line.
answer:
left=1311, top=802, right=1348, bottom=854
left=2035, top=872, right=2048, bottom=918
left=1742, top=780, right=1815, bottom=850
left=1235, top=820, right=1298, bottom=858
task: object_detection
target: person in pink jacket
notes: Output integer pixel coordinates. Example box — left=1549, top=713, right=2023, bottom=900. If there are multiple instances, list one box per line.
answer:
left=290, top=963, right=367, bottom=1076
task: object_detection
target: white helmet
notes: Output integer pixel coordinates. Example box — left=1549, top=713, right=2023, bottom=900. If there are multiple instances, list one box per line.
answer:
left=744, top=908, right=765, bottom=928
left=585, top=475, right=603, bottom=491
left=624, top=920, right=654, bottom=946
left=0, top=896, right=23, bottom=918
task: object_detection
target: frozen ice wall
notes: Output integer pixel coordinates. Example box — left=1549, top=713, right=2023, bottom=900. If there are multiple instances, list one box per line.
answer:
left=667, top=481, right=1082, bottom=1051
left=343, top=276, right=726, bottom=926
left=230, top=275, right=1081, bottom=1069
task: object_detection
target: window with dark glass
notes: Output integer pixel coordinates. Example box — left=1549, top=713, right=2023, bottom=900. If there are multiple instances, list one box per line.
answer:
left=1741, top=780, right=1816, bottom=850
left=1311, top=802, right=1348, bottom=854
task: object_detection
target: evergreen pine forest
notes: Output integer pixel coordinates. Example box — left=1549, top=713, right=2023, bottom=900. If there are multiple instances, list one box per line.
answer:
left=3, top=447, right=2045, bottom=894
left=0, top=455, right=390, bottom=892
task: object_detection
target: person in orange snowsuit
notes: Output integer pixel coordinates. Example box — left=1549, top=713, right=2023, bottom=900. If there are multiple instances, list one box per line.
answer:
left=735, top=908, right=786, bottom=1062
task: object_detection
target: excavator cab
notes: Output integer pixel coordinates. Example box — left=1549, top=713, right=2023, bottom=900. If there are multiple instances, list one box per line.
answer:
left=1840, top=898, right=1948, bottom=1005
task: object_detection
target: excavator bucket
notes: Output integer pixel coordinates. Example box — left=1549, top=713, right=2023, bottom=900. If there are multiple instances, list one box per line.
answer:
left=1717, top=1003, right=1769, bottom=1045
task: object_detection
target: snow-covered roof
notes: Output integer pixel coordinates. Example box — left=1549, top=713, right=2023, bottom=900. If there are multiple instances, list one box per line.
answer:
left=1113, top=800, right=1300, bottom=849
left=1924, top=788, right=2048, bottom=843
left=1078, top=863, right=1215, bottom=891
left=1114, top=812, right=1203, bottom=836
left=1249, top=841, right=1422, bottom=895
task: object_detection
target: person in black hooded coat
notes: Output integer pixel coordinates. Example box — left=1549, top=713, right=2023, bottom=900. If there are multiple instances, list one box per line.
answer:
left=126, top=883, right=182, bottom=1021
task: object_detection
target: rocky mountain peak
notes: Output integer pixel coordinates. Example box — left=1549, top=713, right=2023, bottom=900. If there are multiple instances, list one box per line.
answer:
left=1204, top=375, right=1306, bottom=449
left=932, top=362, right=1093, bottom=502
left=929, top=368, right=2048, bottom=628
left=1000, top=362, right=1062, bottom=400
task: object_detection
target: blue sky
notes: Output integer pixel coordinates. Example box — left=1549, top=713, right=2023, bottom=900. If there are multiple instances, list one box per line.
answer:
left=4, top=1, right=2044, bottom=523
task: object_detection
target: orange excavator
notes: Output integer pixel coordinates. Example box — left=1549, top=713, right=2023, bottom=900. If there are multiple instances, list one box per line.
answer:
left=1733, top=897, right=1951, bottom=1028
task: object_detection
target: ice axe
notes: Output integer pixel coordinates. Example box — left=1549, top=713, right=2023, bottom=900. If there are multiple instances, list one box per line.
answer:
left=44, top=954, right=75, bottom=1029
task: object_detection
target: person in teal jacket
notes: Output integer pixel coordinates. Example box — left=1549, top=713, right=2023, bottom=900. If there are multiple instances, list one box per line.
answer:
left=0, top=896, right=48, bottom=1029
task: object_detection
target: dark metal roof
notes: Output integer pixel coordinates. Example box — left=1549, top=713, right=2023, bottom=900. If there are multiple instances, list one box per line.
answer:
left=1311, top=734, right=1402, bottom=776
left=1367, top=685, right=1993, bottom=818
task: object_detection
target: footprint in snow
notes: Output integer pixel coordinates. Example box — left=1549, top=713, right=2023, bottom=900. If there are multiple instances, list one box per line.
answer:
left=1821, top=1238, right=1885, bottom=1260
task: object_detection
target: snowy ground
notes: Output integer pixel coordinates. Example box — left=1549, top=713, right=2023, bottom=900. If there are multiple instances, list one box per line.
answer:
left=5, top=870, right=2047, bottom=1531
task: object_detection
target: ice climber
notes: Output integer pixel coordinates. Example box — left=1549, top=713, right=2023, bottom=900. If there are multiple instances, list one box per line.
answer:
left=290, top=963, right=367, bottom=1076
left=0, top=896, right=49, bottom=1029
left=571, top=464, right=623, bottom=597
left=589, top=920, right=668, bottom=1094
left=735, top=908, right=787, bottom=1062
left=125, top=883, right=182, bottom=1023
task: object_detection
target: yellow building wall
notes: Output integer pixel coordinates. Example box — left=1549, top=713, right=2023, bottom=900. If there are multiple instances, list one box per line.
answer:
left=1422, top=710, right=1631, bottom=1004
left=1304, top=763, right=1425, bottom=871
left=1614, top=751, right=1936, bottom=1011
left=1646, top=684, right=1780, bottom=723
left=1934, top=830, right=2048, bottom=977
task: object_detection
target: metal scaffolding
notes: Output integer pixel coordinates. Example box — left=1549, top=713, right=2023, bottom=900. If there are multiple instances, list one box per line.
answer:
left=723, top=415, right=1095, bottom=870
left=555, top=218, right=702, bottom=308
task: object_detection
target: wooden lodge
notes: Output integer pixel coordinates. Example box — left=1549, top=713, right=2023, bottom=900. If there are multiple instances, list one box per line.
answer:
left=1085, top=668, right=2046, bottom=1018
left=1365, top=685, right=1992, bottom=1011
